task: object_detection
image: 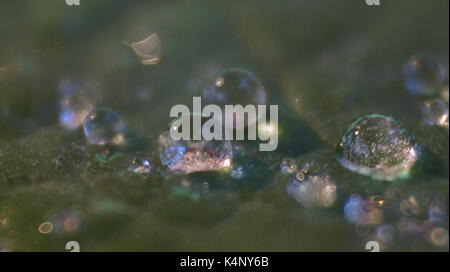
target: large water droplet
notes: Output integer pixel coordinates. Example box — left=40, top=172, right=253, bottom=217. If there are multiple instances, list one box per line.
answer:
left=83, top=108, right=125, bottom=146
left=337, top=114, right=419, bottom=181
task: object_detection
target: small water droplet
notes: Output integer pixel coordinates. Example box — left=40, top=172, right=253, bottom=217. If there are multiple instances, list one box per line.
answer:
left=83, top=108, right=125, bottom=146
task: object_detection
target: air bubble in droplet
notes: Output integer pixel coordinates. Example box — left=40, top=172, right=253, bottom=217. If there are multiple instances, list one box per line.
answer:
left=337, top=114, right=419, bottom=181
left=83, top=108, right=125, bottom=146
left=403, top=55, right=447, bottom=96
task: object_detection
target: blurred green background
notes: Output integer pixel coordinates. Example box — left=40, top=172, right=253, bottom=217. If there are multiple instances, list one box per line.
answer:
left=0, top=0, right=448, bottom=251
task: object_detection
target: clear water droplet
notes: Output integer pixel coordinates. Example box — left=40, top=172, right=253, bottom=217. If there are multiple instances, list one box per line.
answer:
left=403, top=55, right=447, bottom=96
left=337, top=114, right=419, bottom=181
left=203, top=68, right=266, bottom=127
left=83, top=108, right=125, bottom=146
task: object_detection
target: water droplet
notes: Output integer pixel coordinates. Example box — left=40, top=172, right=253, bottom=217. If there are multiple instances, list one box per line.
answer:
left=403, top=55, right=447, bottom=95
left=286, top=173, right=337, bottom=208
left=158, top=118, right=233, bottom=174
left=422, top=99, right=449, bottom=128
left=59, top=93, right=94, bottom=130
left=280, top=158, right=297, bottom=174
left=343, top=194, right=383, bottom=225
left=337, top=114, right=419, bottom=181
left=128, top=158, right=152, bottom=175
left=83, top=108, right=125, bottom=146
left=203, top=68, right=266, bottom=127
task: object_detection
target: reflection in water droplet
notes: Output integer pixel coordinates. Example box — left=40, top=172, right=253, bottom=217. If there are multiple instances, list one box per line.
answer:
left=403, top=55, right=447, bottom=96
left=203, top=68, right=266, bottom=128
left=125, top=33, right=161, bottom=65
left=344, top=194, right=383, bottom=226
left=337, top=114, right=419, bottom=181
left=280, top=158, right=297, bottom=174
left=286, top=173, right=337, bottom=208
left=422, top=99, right=449, bottom=128
left=83, top=108, right=125, bottom=146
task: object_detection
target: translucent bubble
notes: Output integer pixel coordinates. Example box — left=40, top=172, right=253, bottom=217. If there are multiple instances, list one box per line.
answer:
left=286, top=172, right=337, bottom=208
left=337, top=114, right=419, bottom=181
left=202, top=68, right=266, bottom=128
left=422, top=99, right=449, bottom=128
left=280, top=158, right=297, bottom=174
left=343, top=194, right=383, bottom=226
left=59, top=93, right=94, bottom=130
left=83, top=108, right=125, bottom=146
left=128, top=159, right=152, bottom=175
left=403, top=55, right=447, bottom=95
left=158, top=117, right=233, bottom=174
